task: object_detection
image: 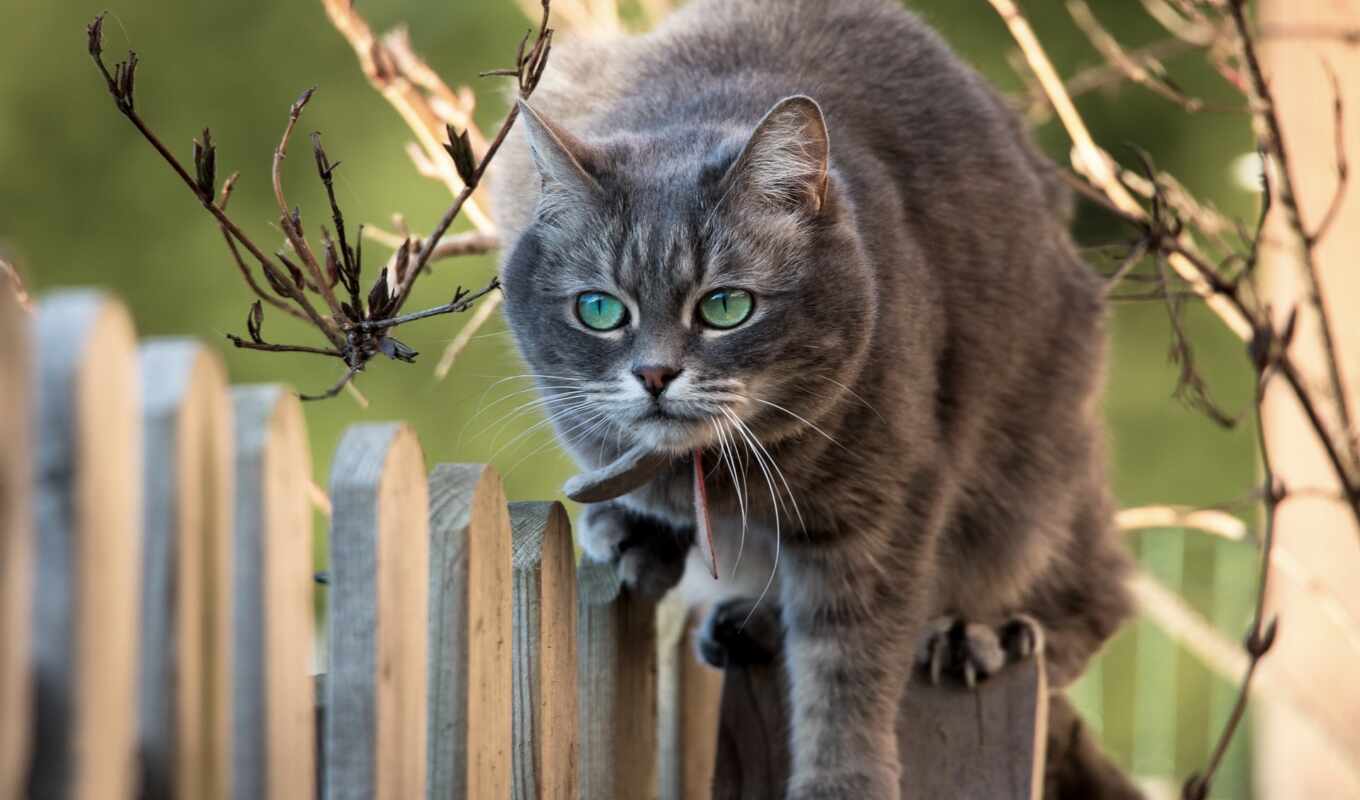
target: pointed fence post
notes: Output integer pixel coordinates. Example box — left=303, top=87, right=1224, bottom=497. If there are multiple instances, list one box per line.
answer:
left=325, top=424, right=429, bottom=800
left=0, top=288, right=32, bottom=800
left=28, top=291, right=142, bottom=800
left=425, top=464, right=514, bottom=800
left=509, top=502, right=579, bottom=800
left=576, top=559, right=659, bottom=800
left=136, top=340, right=234, bottom=800
left=230, top=386, right=315, bottom=800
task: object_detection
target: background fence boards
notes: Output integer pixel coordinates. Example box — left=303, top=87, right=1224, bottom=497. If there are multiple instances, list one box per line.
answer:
left=29, top=291, right=142, bottom=800
left=325, top=424, right=429, bottom=800
left=137, top=340, right=234, bottom=800
left=230, top=386, right=316, bottom=800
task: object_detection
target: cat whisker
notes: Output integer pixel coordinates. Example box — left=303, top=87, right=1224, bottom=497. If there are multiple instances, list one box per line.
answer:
left=749, top=397, right=848, bottom=453
left=720, top=407, right=785, bottom=627
left=504, top=410, right=613, bottom=478
left=481, top=392, right=596, bottom=447
left=815, top=375, right=889, bottom=425
left=462, top=373, right=594, bottom=439
left=724, top=407, right=805, bottom=532
left=712, top=417, right=750, bottom=574
left=489, top=398, right=597, bottom=459
left=458, top=384, right=593, bottom=448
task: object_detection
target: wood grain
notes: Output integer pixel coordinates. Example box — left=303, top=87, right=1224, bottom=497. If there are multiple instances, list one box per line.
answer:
left=576, top=559, right=659, bottom=800
left=326, top=424, right=429, bottom=800
left=0, top=286, right=31, bottom=800
left=137, top=340, right=234, bottom=800
left=29, top=291, right=142, bottom=799
left=510, top=502, right=579, bottom=800
left=657, top=601, right=724, bottom=800
left=230, top=386, right=315, bottom=800
left=711, top=645, right=1049, bottom=800
left=898, top=654, right=1048, bottom=799
left=425, top=464, right=513, bottom=800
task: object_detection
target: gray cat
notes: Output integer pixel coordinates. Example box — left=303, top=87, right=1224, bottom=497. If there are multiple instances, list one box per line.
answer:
left=491, top=1, right=1139, bottom=797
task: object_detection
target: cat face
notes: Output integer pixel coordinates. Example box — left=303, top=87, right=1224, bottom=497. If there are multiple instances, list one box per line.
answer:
left=500, top=97, right=874, bottom=458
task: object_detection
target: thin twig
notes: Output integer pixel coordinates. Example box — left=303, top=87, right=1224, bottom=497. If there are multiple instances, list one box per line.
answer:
left=1183, top=354, right=1284, bottom=799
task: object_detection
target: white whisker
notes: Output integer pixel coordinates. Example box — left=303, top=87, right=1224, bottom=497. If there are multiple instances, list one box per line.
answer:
left=750, top=397, right=847, bottom=452
left=721, top=407, right=784, bottom=627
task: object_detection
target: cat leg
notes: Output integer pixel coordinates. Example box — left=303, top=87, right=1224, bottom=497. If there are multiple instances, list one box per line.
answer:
left=577, top=501, right=693, bottom=599
left=694, top=596, right=783, bottom=669
left=779, top=549, right=921, bottom=800
left=913, top=614, right=1039, bottom=688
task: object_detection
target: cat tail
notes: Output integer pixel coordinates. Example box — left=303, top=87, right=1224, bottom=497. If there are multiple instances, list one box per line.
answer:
left=1044, top=692, right=1146, bottom=800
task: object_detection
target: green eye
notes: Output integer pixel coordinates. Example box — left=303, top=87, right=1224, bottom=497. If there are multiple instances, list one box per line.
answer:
left=697, top=289, right=754, bottom=329
left=576, top=291, right=628, bottom=331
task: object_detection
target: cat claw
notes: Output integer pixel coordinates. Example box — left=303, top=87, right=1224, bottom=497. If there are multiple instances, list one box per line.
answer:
left=915, top=614, right=1043, bottom=688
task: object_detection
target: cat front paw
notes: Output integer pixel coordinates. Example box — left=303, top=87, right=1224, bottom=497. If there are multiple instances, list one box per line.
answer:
left=914, top=614, right=1042, bottom=688
left=578, top=502, right=691, bottom=599
left=695, top=597, right=782, bottom=669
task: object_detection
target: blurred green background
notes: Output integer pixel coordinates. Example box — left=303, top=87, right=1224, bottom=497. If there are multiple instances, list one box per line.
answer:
left=1, top=0, right=1260, bottom=794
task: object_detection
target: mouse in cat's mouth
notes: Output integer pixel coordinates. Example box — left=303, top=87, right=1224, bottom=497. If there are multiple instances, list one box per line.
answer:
left=564, top=444, right=720, bottom=579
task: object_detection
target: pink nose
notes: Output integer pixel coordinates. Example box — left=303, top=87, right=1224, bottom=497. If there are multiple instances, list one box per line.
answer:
left=633, top=365, right=681, bottom=397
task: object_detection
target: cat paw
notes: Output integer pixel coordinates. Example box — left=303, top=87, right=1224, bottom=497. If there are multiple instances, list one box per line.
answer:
left=914, top=614, right=1043, bottom=688
left=695, top=597, right=782, bottom=669
left=578, top=502, right=690, bottom=600
left=577, top=502, right=633, bottom=563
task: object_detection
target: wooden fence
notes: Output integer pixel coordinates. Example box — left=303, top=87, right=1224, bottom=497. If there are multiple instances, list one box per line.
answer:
left=1, top=289, right=1048, bottom=799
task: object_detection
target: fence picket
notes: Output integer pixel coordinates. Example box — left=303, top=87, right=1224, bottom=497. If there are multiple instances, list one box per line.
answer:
left=325, top=424, right=429, bottom=800
left=657, top=602, right=724, bottom=800
left=230, top=386, right=315, bottom=800
left=28, top=291, right=142, bottom=799
left=137, top=340, right=234, bottom=800
left=509, top=502, right=579, bottom=800
left=576, top=559, right=659, bottom=800
left=0, top=289, right=32, bottom=800
left=710, top=632, right=1050, bottom=800
left=426, top=464, right=513, bottom=800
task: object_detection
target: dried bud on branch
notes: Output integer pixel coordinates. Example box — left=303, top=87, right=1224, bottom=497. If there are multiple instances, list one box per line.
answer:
left=86, top=2, right=555, bottom=401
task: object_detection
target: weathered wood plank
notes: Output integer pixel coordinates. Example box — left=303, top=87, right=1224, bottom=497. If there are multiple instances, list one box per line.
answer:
left=137, top=340, right=234, bottom=800
left=230, top=386, right=315, bottom=800
left=326, top=424, right=429, bottom=800
left=710, top=635, right=1050, bottom=800
left=510, top=502, right=579, bottom=800
left=0, top=286, right=31, bottom=800
left=28, top=291, right=142, bottom=799
left=425, top=464, right=513, bottom=800
left=576, top=559, right=659, bottom=800
left=658, top=601, right=724, bottom=800
left=898, top=651, right=1048, bottom=799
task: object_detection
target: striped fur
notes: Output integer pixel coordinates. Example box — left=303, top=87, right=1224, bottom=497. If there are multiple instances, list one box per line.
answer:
left=490, top=1, right=1134, bottom=796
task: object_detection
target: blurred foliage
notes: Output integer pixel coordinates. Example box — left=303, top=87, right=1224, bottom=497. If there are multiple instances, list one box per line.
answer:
left=1, top=0, right=1261, bottom=793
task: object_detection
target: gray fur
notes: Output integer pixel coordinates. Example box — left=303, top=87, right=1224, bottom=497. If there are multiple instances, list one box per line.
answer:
left=491, top=1, right=1134, bottom=797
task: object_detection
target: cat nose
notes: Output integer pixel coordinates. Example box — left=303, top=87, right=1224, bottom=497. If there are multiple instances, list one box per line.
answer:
left=633, top=365, right=682, bottom=398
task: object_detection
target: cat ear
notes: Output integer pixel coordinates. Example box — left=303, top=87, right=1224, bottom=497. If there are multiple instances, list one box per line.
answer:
left=516, top=99, right=602, bottom=205
left=722, top=95, right=830, bottom=214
